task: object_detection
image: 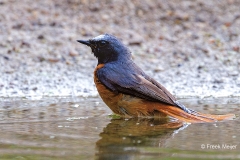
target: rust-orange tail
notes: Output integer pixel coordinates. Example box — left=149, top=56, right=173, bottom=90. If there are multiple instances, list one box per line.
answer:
left=156, top=105, right=235, bottom=123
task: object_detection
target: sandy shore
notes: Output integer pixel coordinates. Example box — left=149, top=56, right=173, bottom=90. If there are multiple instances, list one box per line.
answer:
left=0, top=0, right=239, bottom=98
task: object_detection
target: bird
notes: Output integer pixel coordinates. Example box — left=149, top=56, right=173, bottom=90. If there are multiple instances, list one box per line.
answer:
left=77, top=34, right=235, bottom=123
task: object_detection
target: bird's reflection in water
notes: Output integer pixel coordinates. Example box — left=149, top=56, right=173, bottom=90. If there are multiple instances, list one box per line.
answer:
left=96, top=117, right=188, bottom=160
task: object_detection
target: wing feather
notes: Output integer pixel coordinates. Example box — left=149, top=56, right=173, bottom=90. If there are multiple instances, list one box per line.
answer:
left=97, top=63, right=176, bottom=105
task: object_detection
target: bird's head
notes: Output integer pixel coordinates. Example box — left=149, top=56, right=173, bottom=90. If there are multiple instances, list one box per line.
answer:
left=77, top=34, right=131, bottom=64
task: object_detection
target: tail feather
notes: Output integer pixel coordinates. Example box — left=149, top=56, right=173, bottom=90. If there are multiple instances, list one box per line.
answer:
left=156, top=105, right=235, bottom=123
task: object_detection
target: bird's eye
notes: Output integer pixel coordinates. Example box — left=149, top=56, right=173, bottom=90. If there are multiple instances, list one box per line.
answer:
left=98, top=41, right=108, bottom=47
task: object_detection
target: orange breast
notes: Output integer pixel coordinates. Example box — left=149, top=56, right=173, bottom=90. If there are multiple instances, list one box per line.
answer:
left=94, top=64, right=122, bottom=114
left=93, top=64, right=165, bottom=117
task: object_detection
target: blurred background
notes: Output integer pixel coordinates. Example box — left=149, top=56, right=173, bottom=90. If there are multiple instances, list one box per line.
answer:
left=0, top=0, right=240, bottom=98
left=0, top=1, right=240, bottom=159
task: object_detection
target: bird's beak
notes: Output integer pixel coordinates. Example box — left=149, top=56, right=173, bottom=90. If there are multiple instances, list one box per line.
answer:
left=77, top=40, right=91, bottom=46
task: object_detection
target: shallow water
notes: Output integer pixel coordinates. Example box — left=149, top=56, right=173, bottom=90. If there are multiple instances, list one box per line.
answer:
left=0, top=97, right=239, bottom=160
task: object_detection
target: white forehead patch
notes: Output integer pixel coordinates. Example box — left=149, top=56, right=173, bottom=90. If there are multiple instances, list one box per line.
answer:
left=92, top=34, right=106, bottom=41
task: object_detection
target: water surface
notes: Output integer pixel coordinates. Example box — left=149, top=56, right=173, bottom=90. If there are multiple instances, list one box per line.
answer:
left=0, top=97, right=239, bottom=159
